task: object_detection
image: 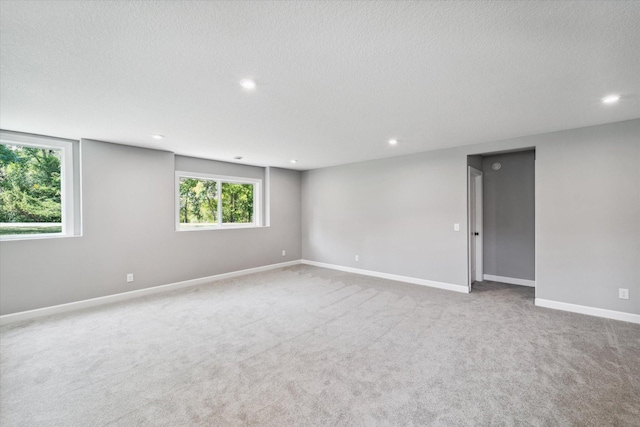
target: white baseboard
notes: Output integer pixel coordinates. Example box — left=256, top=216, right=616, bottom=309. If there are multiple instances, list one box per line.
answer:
left=535, top=298, right=640, bottom=324
left=0, top=260, right=302, bottom=326
left=483, top=274, right=535, bottom=287
left=301, top=259, right=469, bottom=294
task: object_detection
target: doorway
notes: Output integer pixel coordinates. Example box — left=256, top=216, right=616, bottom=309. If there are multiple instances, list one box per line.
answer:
left=468, top=166, right=483, bottom=291
left=467, top=150, right=536, bottom=292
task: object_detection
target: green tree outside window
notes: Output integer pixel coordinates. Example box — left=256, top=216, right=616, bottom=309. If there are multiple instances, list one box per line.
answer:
left=0, top=144, right=63, bottom=235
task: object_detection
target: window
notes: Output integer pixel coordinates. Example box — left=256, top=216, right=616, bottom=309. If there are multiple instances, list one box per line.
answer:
left=175, top=171, right=261, bottom=231
left=0, top=131, right=78, bottom=239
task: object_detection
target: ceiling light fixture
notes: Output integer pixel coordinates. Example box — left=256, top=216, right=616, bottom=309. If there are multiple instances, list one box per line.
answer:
left=388, top=139, right=398, bottom=146
left=152, top=134, right=164, bottom=140
left=602, top=94, right=620, bottom=104
left=239, top=79, right=257, bottom=91
left=290, top=159, right=297, bottom=164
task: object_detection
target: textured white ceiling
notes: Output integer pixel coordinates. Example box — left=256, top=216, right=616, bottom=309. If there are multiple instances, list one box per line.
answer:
left=1, top=1, right=638, bottom=170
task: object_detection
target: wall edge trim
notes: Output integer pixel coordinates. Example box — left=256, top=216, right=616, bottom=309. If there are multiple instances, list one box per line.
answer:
left=0, top=260, right=302, bottom=325
left=301, top=259, right=469, bottom=294
left=535, top=298, right=639, bottom=324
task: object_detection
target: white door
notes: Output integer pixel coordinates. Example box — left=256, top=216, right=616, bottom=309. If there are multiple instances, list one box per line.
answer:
left=469, top=175, right=477, bottom=288
left=468, top=167, right=483, bottom=291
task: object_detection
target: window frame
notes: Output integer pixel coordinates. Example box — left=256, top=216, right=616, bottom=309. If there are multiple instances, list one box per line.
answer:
left=0, top=131, right=76, bottom=240
left=175, top=171, right=262, bottom=231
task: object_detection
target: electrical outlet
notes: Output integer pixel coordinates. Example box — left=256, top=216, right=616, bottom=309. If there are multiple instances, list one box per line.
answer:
left=355, top=255, right=359, bottom=262
left=282, top=250, right=286, bottom=256
left=127, top=273, right=134, bottom=283
left=619, top=288, right=629, bottom=300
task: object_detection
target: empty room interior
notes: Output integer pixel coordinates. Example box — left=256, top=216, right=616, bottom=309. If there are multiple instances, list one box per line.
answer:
left=1, top=1, right=639, bottom=426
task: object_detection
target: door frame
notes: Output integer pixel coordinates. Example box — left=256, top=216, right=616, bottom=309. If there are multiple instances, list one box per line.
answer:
left=468, top=166, right=483, bottom=290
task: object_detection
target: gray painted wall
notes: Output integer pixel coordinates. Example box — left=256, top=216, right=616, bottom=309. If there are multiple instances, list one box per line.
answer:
left=0, top=139, right=301, bottom=315
left=302, top=119, right=640, bottom=315
left=175, top=155, right=265, bottom=180
left=482, top=151, right=535, bottom=280
left=534, top=124, right=638, bottom=313
left=302, top=149, right=468, bottom=286
left=1, top=120, right=638, bottom=317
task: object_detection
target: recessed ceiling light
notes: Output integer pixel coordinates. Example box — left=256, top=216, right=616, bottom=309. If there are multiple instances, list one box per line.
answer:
left=152, top=134, right=164, bottom=140
left=234, top=156, right=243, bottom=160
left=239, top=79, right=257, bottom=91
left=290, top=159, right=297, bottom=164
left=602, top=94, right=620, bottom=104
left=388, top=139, right=398, bottom=146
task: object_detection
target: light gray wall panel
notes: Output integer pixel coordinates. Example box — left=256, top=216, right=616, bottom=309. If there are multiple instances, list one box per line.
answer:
left=303, top=149, right=469, bottom=286
left=535, top=124, right=639, bottom=314
left=175, top=155, right=265, bottom=180
left=0, top=140, right=301, bottom=315
left=482, top=151, right=535, bottom=280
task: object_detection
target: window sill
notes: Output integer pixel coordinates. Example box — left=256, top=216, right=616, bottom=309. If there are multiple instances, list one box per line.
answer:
left=176, top=224, right=268, bottom=232
left=0, top=233, right=82, bottom=242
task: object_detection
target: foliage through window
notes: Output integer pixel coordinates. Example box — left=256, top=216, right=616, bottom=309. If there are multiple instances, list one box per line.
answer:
left=179, top=177, right=218, bottom=225
left=0, top=131, right=76, bottom=238
left=177, top=172, right=260, bottom=230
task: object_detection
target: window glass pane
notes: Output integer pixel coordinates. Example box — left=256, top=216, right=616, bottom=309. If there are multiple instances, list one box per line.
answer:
left=0, top=144, right=63, bottom=236
left=179, top=177, right=218, bottom=229
left=221, top=182, right=253, bottom=224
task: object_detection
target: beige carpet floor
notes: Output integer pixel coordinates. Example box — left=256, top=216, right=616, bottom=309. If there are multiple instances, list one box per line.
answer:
left=1, top=265, right=639, bottom=426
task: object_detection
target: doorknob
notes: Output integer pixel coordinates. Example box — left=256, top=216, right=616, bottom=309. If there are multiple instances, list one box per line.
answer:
left=474, top=232, right=479, bottom=236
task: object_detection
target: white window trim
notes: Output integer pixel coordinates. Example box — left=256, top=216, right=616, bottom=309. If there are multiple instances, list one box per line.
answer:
left=175, top=171, right=262, bottom=231
left=0, top=131, right=75, bottom=240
